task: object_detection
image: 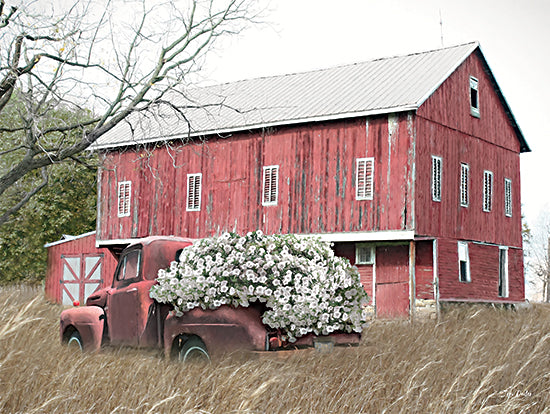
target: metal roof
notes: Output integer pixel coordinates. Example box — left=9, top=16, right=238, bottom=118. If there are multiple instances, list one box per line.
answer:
left=44, top=231, right=96, bottom=248
left=91, top=42, right=528, bottom=152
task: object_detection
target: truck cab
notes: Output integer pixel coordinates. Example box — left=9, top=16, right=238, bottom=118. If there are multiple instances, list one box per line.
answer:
left=60, top=236, right=192, bottom=352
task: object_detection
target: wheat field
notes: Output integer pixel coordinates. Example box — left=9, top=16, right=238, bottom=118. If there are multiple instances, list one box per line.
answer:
left=1, top=286, right=550, bottom=413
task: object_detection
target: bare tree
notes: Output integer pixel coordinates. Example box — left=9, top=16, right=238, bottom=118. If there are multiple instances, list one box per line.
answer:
left=0, top=0, right=260, bottom=226
left=525, top=209, right=550, bottom=302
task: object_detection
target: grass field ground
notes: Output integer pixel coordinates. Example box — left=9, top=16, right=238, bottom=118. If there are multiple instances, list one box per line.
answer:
left=1, top=286, right=549, bottom=413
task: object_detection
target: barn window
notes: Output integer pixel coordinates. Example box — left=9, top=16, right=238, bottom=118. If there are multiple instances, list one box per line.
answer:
left=355, top=244, right=374, bottom=265
left=470, top=76, right=480, bottom=118
left=504, top=178, right=512, bottom=217
left=431, top=156, right=442, bottom=202
left=498, top=247, right=509, bottom=297
left=262, top=165, right=279, bottom=206
left=117, top=181, right=131, bottom=217
left=458, top=241, right=470, bottom=283
left=186, top=173, right=202, bottom=211
left=460, top=163, right=469, bottom=207
left=356, top=158, right=374, bottom=200
left=483, top=170, right=493, bottom=212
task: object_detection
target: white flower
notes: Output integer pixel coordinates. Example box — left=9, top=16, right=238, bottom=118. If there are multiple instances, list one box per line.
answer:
left=150, top=232, right=369, bottom=340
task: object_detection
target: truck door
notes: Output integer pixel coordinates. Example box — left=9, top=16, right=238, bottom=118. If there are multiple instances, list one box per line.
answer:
left=107, top=248, right=142, bottom=346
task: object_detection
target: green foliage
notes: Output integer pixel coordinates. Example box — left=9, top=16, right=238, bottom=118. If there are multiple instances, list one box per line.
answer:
left=0, top=163, right=96, bottom=284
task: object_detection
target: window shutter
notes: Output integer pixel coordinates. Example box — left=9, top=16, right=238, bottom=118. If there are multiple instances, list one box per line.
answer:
left=262, top=166, right=279, bottom=206
left=431, top=156, right=442, bottom=202
left=504, top=178, right=512, bottom=217
left=117, top=181, right=131, bottom=217
left=356, top=158, right=374, bottom=200
left=460, top=163, right=469, bottom=207
left=483, top=170, right=493, bottom=212
left=187, top=173, right=202, bottom=211
left=470, top=76, right=480, bottom=117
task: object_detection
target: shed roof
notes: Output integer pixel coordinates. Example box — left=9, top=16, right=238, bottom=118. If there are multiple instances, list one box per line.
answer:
left=44, top=231, right=96, bottom=248
left=92, top=42, right=529, bottom=152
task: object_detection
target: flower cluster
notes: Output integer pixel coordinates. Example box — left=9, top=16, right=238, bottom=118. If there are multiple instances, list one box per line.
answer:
left=150, top=231, right=369, bottom=342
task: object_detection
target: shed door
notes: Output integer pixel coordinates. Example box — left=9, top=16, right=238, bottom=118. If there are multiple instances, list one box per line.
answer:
left=61, top=254, right=103, bottom=305
left=375, top=245, right=409, bottom=318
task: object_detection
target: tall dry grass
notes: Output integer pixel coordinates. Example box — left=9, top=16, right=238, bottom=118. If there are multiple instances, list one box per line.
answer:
left=1, top=286, right=550, bottom=413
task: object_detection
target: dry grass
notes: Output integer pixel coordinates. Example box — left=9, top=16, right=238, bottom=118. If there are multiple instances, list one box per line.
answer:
left=1, top=286, right=550, bottom=413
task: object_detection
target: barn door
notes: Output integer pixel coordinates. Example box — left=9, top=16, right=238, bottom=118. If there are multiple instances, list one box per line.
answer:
left=60, top=254, right=103, bottom=305
left=375, top=245, right=409, bottom=318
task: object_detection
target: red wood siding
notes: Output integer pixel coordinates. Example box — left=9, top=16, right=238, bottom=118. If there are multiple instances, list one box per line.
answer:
left=415, top=52, right=523, bottom=247
left=415, top=241, right=434, bottom=300
left=45, top=234, right=118, bottom=304
left=98, top=115, right=415, bottom=241
left=437, top=238, right=524, bottom=302
left=417, top=51, right=520, bottom=152
left=357, top=265, right=373, bottom=304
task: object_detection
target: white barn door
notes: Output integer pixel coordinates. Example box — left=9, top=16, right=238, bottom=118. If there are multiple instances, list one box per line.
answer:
left=60, top=254, right=103, bottom=305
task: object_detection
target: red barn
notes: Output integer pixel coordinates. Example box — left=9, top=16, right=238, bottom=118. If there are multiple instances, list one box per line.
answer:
left=92, top=42, right=529, bottom=319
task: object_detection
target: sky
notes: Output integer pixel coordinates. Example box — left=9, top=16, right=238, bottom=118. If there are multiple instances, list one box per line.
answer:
left=202, top=0, right=550, bottom=230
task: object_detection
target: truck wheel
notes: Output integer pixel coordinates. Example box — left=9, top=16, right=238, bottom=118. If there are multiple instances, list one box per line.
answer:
left=179, top=337, right=209, bottom=363
left=67, top=331, right=83, bottom=352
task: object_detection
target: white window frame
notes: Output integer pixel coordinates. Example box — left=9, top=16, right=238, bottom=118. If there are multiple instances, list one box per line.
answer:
left=458, top=241, right=471, bottom=282
left=431, top=155, right=442, bottom=202
left=460, top=163, right=469, bottom=207
left=498, top=246, right=509, bottom=298
left=186, top=173, right=202, bottom=211
left=483, top=170, right=493, bottom=212
left=356, top=157, right=374, bottom=200
left=355, top=244, right=374, bottom=265
left=470, top=76, right=480, bottom=118
left=117, top=181, right=131, bottom=218
left=262, top=165, right=279, bottom=206
left=504, top=178, right=512, bottom=217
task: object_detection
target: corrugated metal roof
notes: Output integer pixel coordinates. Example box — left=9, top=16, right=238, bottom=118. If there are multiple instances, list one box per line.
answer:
left=93, top=42, right=481, bottom=150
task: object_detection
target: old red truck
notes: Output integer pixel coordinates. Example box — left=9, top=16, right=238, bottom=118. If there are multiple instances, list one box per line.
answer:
left=59, top=236, right=360, bottom=361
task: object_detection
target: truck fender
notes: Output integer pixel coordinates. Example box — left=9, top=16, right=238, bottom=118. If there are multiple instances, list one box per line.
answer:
left=60, top=306, right=105, bottom=352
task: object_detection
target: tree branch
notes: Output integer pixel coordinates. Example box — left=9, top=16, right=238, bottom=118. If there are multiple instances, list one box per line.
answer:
left=0, top=167, right=48, bottom=226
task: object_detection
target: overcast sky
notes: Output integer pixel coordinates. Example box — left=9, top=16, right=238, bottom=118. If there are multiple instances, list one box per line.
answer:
left=203, top=0, right=550, bottom=229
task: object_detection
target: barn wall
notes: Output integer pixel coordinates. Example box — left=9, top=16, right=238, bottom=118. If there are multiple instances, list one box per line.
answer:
left=45, top=234, right=118, bottom=304
left=415, top=119, right=521, bottom=247
left=417, top=51, right=520, bottom=152
left=415, top=52, right=523, bottom=248
left=437, top=238, right=524, bottom=302
left=97, top=115, right=415, bottom=242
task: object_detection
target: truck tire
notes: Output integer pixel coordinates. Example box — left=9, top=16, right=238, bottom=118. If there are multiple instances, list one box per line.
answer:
left=67, top=330, right=83, bottom=352
left=179, top=337, right=209, bottom=362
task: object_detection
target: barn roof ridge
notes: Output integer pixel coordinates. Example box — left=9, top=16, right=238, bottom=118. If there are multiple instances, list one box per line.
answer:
left=92, top=41, right=527, bottom=151
left=196, top=41, right=480, bottom=89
